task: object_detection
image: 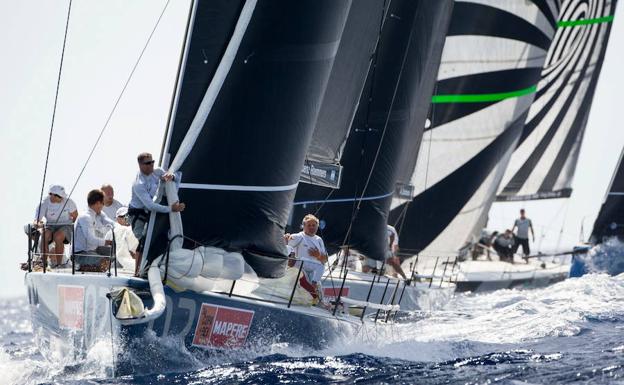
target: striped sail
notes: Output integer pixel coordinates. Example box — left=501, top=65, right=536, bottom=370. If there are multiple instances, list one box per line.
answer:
left=389, top=0, right=560, bottom=256
left=498, top=0, right=618, bottom=201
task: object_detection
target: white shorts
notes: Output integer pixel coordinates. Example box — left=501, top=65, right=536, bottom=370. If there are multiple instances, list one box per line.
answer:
left=299, top=259, right=325, bottom=283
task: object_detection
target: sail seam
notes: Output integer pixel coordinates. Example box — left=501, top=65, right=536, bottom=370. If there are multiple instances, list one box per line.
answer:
left=180, top=182, right=298, bottom=192
left=293, top=191, right=394, bottom=206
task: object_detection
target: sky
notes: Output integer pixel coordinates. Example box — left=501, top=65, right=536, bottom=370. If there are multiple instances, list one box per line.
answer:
left=0, top=1, right=623, bottom=298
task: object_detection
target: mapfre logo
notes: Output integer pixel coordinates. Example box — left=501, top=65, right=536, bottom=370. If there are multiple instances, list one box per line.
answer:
left=192, top=304, right=254, bottom=349
left=58, top=285, right=84, bottom=330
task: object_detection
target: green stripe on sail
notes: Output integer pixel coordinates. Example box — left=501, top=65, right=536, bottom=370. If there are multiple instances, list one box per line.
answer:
left=557, top=15, right=614, bottom=27
left=431, top=85, right=537, bottom=104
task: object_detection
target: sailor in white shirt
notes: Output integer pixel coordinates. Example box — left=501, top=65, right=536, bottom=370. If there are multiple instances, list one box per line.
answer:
left=287, top=214, right=328, bottom=285
left=33, top=184, right=78, bottom=266
left=74, top=189, right=114, bottom=270
left=128, top=152, right=185, bottom=275
left=105, top=206, right=140, bottom=271
left=101, top=184, right=124, bottom=220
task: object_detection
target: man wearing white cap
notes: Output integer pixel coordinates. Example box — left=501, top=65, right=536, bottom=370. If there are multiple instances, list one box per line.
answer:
left=33, top=185, right=78, bottom=267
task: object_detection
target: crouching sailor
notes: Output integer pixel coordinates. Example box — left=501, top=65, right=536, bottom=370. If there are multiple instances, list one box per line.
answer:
left=73, top=189, right=115, bottom=272
left=286, top=214, right=328, bottom=303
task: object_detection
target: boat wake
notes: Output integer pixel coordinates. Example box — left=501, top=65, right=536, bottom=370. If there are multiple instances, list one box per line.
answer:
left=582, top=237, right=624, bottom=275
left=2, top=273, right=624, bottom=384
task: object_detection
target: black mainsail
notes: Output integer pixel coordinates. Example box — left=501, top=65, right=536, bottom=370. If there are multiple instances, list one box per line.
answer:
left=498, top=0, right=618, bottom=201
left=389, top=1, right=560, bottom=256
left=299, top=0, right=385, bottom=189
left=144, top=0, right=352, bottom=277
left=591, top=148, right=624, bottom=241
left=290, top=0, right=453, bottom=261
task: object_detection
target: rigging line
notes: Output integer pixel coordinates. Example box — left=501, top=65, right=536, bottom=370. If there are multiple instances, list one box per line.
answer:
left=339, top=0, right=390, bottom=248
left=342, top=0, right=418, bottom=251
left=58, top=0, right=171, bottom=216
left=36, top=0, right=73, bottom=225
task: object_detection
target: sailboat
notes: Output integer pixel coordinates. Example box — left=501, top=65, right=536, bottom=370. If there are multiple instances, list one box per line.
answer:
left=388, top=0, right=578, bottom=292
left=290, top=0, right=455, bottom=312
left=570, top=146, right=624, bottom=276
left=23, top=0, right=390, bottom=374
left=488, top=0, right=619, bottom=287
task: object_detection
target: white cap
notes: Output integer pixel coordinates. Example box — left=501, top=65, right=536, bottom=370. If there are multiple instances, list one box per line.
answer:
left=49, top=185, right=67, bottom=199
left=116, top=206, right=129, bottom=217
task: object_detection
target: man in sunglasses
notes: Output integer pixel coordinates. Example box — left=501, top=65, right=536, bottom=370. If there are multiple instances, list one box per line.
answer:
left=128, top=152, right=185, bottom=275
left=33, top=184, right=78, bottom=267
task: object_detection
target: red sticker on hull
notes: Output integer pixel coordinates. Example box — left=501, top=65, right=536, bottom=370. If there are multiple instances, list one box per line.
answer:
left=323, top=287, right=349, bottom=300
left=58, top=285, right=84, bottom=330
left=192, top=304, right=254, bottom=349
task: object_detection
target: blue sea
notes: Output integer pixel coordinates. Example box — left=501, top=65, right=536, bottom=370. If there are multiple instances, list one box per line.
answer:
left=3, top=266, right=623, bottom=384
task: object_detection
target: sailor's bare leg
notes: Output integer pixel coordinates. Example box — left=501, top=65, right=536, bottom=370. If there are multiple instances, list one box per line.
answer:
left=134, top=251, right=142, bottom=277
left=52, top=230, right=65, bottom=265
left=42, top=229, right=52, bottom=267
left=386, top=256, right=407, bottom=280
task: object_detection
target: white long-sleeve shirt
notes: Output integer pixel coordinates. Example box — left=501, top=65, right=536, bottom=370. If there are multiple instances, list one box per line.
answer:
left=128, top=168, right=180, bottom=213
left=288, top=231, right=327, bottom=263
left=74, top=208, right=115, bottom=252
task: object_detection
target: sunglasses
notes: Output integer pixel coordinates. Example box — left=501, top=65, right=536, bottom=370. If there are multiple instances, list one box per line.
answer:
left=49, top=193, right=63, bottom=199
left=141, top=160, right=155, bottom=165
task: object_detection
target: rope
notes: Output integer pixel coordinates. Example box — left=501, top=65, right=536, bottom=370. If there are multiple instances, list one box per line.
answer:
left=36, top=0, right=73, bottom=224
left=57, top=0, right=171, bottom=215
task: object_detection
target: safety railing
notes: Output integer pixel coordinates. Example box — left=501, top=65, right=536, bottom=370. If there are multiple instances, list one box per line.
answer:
left=160, top=234, right=403, bottom=322
left=25, top=223, right=117, bottom=277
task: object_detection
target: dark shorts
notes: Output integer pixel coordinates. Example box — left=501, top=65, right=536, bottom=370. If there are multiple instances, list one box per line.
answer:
left=44, top=224, right=73, bottom=244
left=128, top=208, right=149, bottom=252
left=514, top=237, right=530, bottom=255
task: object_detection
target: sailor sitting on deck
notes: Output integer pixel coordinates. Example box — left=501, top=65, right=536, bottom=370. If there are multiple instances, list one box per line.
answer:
left=33, top=184, right=78, bottom=267
left=104, top=206, right=140, bottom=270
left=100, top=183, right=124, bottom=220
left=286, top=214, right=328, bottom=302
left=493, top=229, right=515, bottom=263
left=73, top=189, right=115, bottom=272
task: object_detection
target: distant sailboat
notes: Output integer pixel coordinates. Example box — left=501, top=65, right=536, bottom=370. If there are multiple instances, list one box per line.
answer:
left=383, top=1, right=568, bottom=293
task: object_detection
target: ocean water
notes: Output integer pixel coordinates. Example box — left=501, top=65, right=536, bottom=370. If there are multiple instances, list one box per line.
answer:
left=3, top=271, right=623, bottom=384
